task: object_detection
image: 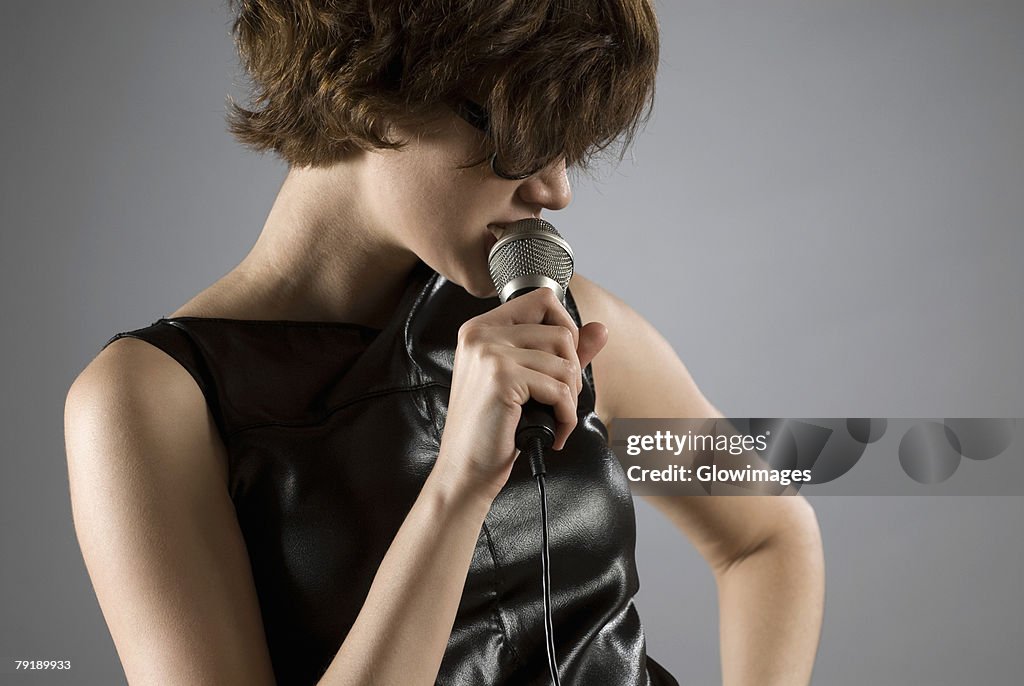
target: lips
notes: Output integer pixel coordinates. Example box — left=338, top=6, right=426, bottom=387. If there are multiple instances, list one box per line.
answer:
left=489, top=217, right=540, bottom=239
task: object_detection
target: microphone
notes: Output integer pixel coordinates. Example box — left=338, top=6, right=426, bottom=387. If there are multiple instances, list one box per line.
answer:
left=487, top=217, right=575, bottom=477
left=488, top=216, right=572, bottom=686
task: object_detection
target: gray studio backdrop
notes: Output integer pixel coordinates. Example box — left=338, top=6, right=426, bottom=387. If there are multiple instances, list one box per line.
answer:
left=3, top=1, right=1022, bottom=684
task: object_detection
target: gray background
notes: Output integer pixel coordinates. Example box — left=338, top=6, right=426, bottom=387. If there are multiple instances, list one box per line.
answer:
left=2, top=1, right=1022, bottom=684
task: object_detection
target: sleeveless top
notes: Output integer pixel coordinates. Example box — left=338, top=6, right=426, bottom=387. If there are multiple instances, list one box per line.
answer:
left=101, top=259, right=680, bottom=686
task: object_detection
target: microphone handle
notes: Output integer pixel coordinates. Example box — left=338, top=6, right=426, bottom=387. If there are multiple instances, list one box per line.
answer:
left=509, top=287, right=562, bottom=472
left=515, top=398, right=557, bottom=454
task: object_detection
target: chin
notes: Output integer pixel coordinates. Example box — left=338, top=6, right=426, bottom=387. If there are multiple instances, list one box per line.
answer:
left=461, top=279, right=499, bottom=299
left=446, top=265, right=498, bottom=299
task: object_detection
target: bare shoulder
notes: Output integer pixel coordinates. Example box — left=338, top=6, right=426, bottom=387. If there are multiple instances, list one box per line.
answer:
left=66, top=336, right=228, bottom=485
left=567, top=271, right=719, bottom=429
left=63, top=339, right=276, bottom=683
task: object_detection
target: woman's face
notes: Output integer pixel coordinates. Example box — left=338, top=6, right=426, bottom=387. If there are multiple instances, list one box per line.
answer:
left=364, top=106, right=572, bottom=299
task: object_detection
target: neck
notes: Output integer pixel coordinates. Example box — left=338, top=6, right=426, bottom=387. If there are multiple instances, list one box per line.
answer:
left=226, top=163, right=421, bottom=328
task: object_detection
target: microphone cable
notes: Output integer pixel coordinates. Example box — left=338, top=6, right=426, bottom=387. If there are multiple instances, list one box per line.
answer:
left=525, top=435, right=561, bottom=686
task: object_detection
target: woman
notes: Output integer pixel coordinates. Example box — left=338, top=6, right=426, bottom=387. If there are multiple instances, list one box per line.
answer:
left=65, top=1, right=824, bottom=684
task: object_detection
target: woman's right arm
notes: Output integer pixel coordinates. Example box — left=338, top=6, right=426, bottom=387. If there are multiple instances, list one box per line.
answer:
left=65, top=338, right=278, bottom=686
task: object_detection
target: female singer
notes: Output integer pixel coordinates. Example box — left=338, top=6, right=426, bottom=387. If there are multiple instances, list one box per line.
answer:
left=65, top=1, right=824, bottom=684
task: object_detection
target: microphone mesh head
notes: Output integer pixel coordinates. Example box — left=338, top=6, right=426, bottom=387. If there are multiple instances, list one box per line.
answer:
left=488, top=218, right=574, bottom=296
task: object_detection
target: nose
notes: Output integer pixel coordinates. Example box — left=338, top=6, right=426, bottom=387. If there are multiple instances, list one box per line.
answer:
left=515, top=157, right=572, bottom=211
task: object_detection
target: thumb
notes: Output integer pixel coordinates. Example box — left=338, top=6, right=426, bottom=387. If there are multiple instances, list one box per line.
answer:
left=577, top=321, right=609, bottom=370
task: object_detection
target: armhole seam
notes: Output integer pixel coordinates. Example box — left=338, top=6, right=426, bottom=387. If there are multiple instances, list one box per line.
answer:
left=104, top=327, right=231, bottom=446
left=161, top=321, right=231, bottom=444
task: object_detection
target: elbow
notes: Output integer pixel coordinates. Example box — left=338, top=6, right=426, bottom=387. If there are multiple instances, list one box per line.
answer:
left=772, top=496, right=822, bottom=553
left=773, top=497, right=825, bottom=575
left=715, top=496, right=824, bottom=577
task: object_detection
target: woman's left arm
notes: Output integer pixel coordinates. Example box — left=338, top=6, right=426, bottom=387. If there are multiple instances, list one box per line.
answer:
left=568, top=273, right=825, bottom=686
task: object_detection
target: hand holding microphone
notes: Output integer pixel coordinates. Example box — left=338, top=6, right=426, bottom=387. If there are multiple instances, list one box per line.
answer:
left=487, top=218, right=603, bottom=478
left=433, top=218, right=607, bottom=502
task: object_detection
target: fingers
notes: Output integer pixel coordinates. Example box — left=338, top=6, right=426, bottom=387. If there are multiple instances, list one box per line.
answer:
left=498, top=345, right=582, bottom=397
left=489, top=323, right=579, bottom=375
left=577, top=321, right=609, bottom=369
left=496, top=320, right=607, bottom=383
left=514, top=367, right=579, bottom=450
left=483, top=288, right=580, bottom=351
left=458, top=288, right=609, bottom=453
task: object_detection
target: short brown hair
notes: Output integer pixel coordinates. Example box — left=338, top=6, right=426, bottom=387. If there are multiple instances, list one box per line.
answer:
left=224, top=0, right=659, bottom=176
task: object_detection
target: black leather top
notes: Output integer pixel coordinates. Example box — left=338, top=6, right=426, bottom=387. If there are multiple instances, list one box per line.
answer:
left=102, top=259, right=679, bottom=686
